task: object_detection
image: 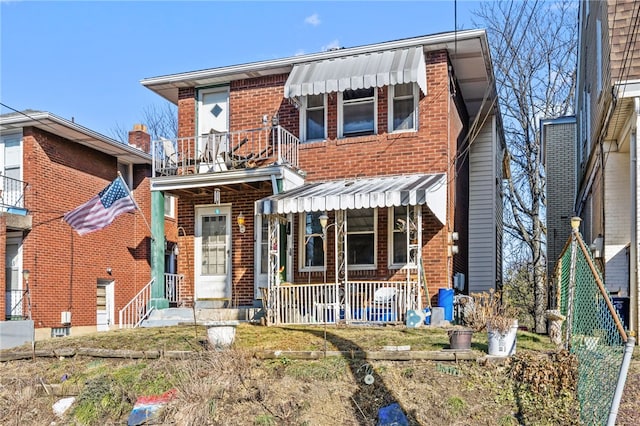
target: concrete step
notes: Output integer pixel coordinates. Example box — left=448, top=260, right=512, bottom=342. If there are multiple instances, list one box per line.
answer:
left=140, top=307, right=264, bottom=328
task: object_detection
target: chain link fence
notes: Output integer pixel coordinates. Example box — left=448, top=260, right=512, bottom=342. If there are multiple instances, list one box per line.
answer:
left=554, top=226, right=634, bottom=425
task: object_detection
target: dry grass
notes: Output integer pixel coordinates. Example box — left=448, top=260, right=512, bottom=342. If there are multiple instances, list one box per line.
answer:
left=3, top=324, right=636, bottom=425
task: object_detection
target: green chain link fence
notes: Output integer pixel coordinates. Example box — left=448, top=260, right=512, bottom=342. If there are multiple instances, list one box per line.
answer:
left=555, top=228, right=633, bottom=425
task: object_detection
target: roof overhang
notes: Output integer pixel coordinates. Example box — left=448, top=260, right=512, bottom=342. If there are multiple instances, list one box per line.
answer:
left=141, top=29, right=495, bottom=120
left=255, top=173, right=447, bottom=224
left=0, top=112, right=151, bottom=165
left=150, top=164, right=305, bottom=193
left=284, top=46, right=427, bottom=98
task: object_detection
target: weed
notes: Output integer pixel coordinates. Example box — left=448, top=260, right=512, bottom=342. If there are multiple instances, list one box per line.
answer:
left=401, top=367, right=415, bottom=378
left=446, top=396, right=466, bottom=417
left=285, top=358, right=347, bottom=381
left=254, top=413, right=277, bottom=425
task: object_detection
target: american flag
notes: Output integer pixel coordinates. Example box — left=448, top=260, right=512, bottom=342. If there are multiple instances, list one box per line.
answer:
left=64, top=177, right=137, bottom=236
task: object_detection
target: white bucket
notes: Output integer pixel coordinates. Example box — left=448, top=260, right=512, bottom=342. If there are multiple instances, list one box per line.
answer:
left=204, top=321, right=238, bottom=349
left=487, top=320, right=518, bottom=356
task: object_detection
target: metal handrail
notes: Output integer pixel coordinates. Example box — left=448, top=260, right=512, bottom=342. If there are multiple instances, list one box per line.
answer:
left=152, top=125, right=299, bottom=177
left=118, top=278, right=154, bottom=328
left=5, top=289, right=27, bottom=320
left=164, top=273, right=185, bottom=305
left=0, top=173, right=28, bottom=210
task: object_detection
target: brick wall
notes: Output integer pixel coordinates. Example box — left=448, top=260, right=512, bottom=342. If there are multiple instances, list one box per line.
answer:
left=17, top=127, right=152, bottom=328
left=545, top=120, right=577, bottom=279
left=175, top=49, right=466, bottom=305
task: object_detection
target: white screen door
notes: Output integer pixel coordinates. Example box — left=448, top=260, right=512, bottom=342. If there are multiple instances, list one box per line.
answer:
left=195, top=205, right=231, bottom=300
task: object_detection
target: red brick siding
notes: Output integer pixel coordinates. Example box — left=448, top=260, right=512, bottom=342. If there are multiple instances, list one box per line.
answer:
left=16, top=127, right=152, bottom=328
left=174, top=49, right=466, bottom=304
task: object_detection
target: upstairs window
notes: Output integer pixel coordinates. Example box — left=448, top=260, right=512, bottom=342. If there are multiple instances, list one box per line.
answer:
left=389, top=83, right=418, bottom=132
left=301, top=94, right=326, bottom=142
left=339, top=88, right=376, bottom=138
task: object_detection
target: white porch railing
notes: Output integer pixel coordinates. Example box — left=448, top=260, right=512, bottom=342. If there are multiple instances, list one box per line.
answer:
left=118, top=278, right=154, bottom=329
left=164, top=273, right=185, bottom=305
left=271, top=280, right=420, bottom=325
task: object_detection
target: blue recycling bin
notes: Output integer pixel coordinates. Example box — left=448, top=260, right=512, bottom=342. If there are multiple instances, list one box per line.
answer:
left=438, top=288, right=454, bottom=321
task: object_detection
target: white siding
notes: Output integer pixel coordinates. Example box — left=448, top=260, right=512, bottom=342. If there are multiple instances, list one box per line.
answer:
left=468, top=116, right=497, bottom=293
left=604, top=151, right=631, bottom=293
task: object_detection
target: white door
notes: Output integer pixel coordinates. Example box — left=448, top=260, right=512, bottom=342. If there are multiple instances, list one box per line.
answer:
left=4, top=238, right=21, bottom=319
left=96, top=281, right=114, bottom=331
left=195, top=205, right=231, bottom=300
left=0, top=134, right=22, bottom=210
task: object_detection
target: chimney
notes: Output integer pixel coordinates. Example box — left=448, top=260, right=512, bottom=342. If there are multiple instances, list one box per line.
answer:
left=128, top=124, right=151, bottom=153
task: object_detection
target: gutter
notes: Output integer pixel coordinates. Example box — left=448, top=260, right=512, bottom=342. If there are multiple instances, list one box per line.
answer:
left=140, top=30, right=489, bottom=87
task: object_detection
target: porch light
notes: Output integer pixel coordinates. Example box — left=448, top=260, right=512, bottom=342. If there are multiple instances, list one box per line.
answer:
left=237, top=212, right=246, bottom=234
left=172, top=243, right=179, bottom=256
left=570, top=216, right=582, bottom=232
left=22, top=269, right=30, bottom=281
left=319, top=212, right=329, bottom=230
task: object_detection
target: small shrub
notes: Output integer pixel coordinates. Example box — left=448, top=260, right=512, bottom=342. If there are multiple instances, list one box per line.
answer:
left=446, top=396, right=466, bottom=417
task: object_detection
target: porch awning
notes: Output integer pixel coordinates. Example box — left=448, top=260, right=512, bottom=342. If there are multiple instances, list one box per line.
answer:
left=256, top=173, right=447, bottom=224
left=284, top=46, right=428, bottom=98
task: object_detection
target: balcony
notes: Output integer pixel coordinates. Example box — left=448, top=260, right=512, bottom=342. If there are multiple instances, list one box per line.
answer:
left=152, top=125, right=299, bottom=178
left=0, top=173, right=28, bottom=215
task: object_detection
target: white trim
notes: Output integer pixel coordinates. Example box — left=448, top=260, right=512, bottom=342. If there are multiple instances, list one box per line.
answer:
left=338, top=88, right=378, bottom=138
left=388, top=83, right=419, bottom=133
left=299, top=212, right=325, bottom=272
left=345, top=208, right=378, bottom=270
left=300, top=94, right=327, bottom=142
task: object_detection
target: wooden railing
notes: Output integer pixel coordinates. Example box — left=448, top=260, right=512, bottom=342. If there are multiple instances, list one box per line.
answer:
left=152, top=125, right=299, bottom=177
left=270, top=281, right=419, bottom=325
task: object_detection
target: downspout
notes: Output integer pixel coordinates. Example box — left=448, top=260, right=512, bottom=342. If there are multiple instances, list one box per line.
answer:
left=607, top=337, right=636, bottom=425
left=630, top=97, right=639, bottom=335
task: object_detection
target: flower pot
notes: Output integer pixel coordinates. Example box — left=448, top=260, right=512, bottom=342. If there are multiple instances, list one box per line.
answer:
left=448, top=328, right=473, bottom=350
left=487, top=320, right=518, bottom=356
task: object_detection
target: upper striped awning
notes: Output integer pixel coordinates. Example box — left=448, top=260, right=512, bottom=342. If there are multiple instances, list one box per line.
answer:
left=256, top=173, right=446, bottom=224
left=284, top=46, right=427, bottom=98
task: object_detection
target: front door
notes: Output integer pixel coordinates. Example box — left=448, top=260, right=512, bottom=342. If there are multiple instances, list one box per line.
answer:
left=195, top=205, right=231, bottom=301
left=96, top=280, right=114, bottom=331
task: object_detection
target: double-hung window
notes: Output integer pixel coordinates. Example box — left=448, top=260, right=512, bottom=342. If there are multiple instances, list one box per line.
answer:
left=389, top=206, right=418, bottom=268
left=339, top=88, right=376, bottom=137
left=389, top=83, right=418, bottom=132
left=300, top=211, right=325, bottom=270
left=301, top=94, right=326, bottom=142
left=347, top=209, right=376, bottom=268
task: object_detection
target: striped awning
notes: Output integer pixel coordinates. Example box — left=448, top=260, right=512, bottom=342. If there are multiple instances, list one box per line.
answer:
left=284, top=46, right=427, bottom=98
left=256, top=173, right=446, bottom=224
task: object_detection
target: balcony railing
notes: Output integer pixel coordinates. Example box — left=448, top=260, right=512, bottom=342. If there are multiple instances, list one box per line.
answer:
left=152, top=125, right=299, bottom=177
left=0, top=174, right=28, bottom=213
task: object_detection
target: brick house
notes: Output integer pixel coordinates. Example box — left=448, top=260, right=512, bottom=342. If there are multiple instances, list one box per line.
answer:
left=0, top=111, right=168, bottom=339
left=141, top=30, right=504, bottom=325
left=570, top=0, right=640, bottom=335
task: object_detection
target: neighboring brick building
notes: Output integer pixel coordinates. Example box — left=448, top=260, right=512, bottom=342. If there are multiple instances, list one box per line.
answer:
left=142, top=30, right=504, bottom=324
left=572, top=0, right=640, bottom=334
left=542, top=117, right=577, bottom=281
left=0, top=111, right=168, bottom=338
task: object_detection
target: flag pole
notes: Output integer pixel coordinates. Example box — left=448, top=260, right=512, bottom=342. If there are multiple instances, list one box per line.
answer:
left=117, top=171, right=154, bottom=240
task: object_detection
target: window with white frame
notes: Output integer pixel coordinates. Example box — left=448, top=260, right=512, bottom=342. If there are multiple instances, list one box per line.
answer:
left=390, top=206, right=408, bottom=266
left=301, top=94, right=326, bottom=142
left=389, top=83, right=418, bottom=132
left=339, top=88, right=376, bottom=137
left=300, top=211, right=325, bottom=269
left=164, top=195, right=176, bottom=218
left=347, top=208, right=376, bottom=268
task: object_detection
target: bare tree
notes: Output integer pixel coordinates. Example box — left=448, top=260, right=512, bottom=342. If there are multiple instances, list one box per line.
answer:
left=473, top=1, right=577, bottom=333
left=110, top=102, right=178, bottom=143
